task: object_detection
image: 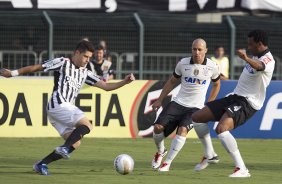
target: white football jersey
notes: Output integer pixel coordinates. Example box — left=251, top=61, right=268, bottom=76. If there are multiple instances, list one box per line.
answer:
left=173, top=57, right=220, bottom=109
left=233, top=49, right=275, bottom=110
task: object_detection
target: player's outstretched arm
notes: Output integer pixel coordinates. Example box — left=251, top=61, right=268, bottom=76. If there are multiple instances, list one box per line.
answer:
left=237, top=49, right=265, bottom=70
left=0, top=64, right=43, bottom=78
left=94, top=73, right=135, bottom=91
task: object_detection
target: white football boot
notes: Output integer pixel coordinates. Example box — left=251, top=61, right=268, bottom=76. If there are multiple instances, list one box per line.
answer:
left=158, top=162, right=171, bottom=172
left=194, top=156, right=219, bottom=171
left=229, top=167, right=251, bottom=178
left=152, top=149, right=167, bottom=169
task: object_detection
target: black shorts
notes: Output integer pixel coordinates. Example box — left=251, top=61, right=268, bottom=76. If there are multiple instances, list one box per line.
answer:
left=154, top=101, right=199, bottom=137
left=206, top=94, right=257, bottom=129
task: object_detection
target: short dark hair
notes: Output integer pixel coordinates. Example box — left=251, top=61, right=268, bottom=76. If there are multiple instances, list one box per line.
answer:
left=94, top=44, right=105, bottom=51
left=75, top=40, right=94, bottom=53
left=215, top=45, right=224, bottom=50
left=248, top=30, right=268, bottom=46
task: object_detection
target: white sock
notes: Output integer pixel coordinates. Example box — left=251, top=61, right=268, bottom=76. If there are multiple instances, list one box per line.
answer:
left=218, top=131, right=246, bottom=170
left=165, top=135, right=186, bottom=164
left=194, top=123, right=216, bottom=159
left=153, top=132, right=165, bottom=153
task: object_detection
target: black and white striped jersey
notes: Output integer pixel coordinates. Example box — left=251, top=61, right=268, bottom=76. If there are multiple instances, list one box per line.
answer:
left=42, top=57, right=100, bottom=109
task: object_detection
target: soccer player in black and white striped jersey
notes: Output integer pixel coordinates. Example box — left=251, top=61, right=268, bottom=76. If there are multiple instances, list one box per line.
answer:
left=0, top=40, right=135, bottom=175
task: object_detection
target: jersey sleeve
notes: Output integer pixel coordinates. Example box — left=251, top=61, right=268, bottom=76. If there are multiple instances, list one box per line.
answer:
left=85, top=70, right=101, bottom=86
left=42, top=57, right=65, bottom=72
left=211, top=63, right=220, bottom=82
left=259, top=54, right=275, bottom=73
left=173, top=61, right=182, bottom=78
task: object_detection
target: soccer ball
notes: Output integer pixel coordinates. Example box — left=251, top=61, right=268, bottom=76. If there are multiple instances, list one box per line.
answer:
left=114, top=154, right=134, bottom=175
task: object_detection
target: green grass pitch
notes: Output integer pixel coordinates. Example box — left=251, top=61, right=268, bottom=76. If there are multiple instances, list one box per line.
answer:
left=0, top=138, right=281, bottom=184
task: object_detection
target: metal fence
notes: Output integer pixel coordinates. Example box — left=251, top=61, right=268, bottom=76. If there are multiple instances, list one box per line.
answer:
left=2, top=50, right=280, bottom=80
left=0, top=11, right=282, bottom=80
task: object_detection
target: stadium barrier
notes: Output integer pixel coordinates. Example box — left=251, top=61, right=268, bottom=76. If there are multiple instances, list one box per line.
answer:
left=0, top=78, right=281, bottom=138
left=4, top=50, right=280, bottom=80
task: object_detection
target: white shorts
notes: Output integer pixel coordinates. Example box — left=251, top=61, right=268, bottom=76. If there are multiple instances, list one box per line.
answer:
left=47, top=103, right=85, bottom=136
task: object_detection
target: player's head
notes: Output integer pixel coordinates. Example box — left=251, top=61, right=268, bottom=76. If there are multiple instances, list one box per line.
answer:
left=94, top=45, right=104, bottom=63
left=247, top=30, right=268, bottom=56
left=73, top=40, right=94, bottom=67
left=192, top=38, right=207, bottom=63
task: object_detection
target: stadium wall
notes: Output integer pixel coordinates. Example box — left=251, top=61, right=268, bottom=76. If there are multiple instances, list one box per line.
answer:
left=0, top=78, right=281, bottom=138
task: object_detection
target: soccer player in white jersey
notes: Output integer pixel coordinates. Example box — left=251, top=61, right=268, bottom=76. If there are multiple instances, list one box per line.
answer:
left=151, top=38, right=221, bottom=172
left=0, top=40, right=135, bottom=175
left=192, top=30, right=275, bottom=177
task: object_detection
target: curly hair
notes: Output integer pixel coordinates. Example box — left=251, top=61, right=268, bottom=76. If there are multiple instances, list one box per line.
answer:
left=248, top=30, right=268, bottom=46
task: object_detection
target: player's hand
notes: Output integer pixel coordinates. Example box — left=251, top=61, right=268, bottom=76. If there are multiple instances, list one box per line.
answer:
left=0, top=68, right=12, bottom=78
left=152, top=100, right=162, bottom=112
left=237, top=49, right=248, bottom=60
left=124, top=73, right=135, bottom=84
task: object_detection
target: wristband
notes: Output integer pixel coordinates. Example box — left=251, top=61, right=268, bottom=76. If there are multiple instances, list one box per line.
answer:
left=11, top=70, right=19, bottom=77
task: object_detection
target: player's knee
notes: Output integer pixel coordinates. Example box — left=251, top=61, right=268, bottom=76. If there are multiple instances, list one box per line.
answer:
left=177, top=127, right=188, bottom=136
left=72, top=140, right=81, bottom=149
left=215, top=124, right=227, bottom=134
left=87, top=123, right=93, bottom=131
left=154, top=124, right=164, bottom=134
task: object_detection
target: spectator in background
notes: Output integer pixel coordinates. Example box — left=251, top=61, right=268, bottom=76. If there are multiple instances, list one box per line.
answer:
left=211, top=46, right=229, bottom=80
left=11, top=37, right=24, bottom=50
left=98, top=39, right=111, bottom=61
left=87, top=44, right=114, bottom=81
left=21, top=26, right=40, bottom=51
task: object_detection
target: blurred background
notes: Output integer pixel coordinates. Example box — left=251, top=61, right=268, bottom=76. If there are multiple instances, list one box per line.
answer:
left=0, top=0, right=282, bottom=80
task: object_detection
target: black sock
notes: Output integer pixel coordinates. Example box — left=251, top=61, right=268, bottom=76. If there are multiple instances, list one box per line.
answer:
left=39, top=146, right=75, bottom=165
left=63, top=125, right=90, bottom=148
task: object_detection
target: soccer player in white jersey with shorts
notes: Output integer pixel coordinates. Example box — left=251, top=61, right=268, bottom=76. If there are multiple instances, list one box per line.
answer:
left=151, top=38, right=221, bottom=172
left=192, top=30, right=275, bottom=177
left=0, top=40, right=135, bottom=175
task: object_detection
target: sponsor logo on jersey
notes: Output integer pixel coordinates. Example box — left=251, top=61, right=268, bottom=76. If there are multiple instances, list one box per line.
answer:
left=64, top=75, right=82, bottom=89
left=184, top=77, right=206, bottom=85
left=245, top=64, right=255, bottom=74
left=233, top=106, right=241, bottom=111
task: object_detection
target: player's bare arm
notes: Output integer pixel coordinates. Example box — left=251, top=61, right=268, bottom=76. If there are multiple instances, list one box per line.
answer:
left=237, top=49, right=265, bottom=71
left=0, top=64, right=43, bottom=78
left=207, top=79, right=220, bottom=102
left=94, top=73, right=135, bottom=91
left=152, top=75, right=178, bottom=111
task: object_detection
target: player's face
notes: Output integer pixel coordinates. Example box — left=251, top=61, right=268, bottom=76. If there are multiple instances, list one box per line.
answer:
left=247, top=37, right=260, bottom=56
left=192, top=41, right=207, bottom=63
left=76, top=51, right=93, bottom=67
left=94, top=49, right=104, bottom=62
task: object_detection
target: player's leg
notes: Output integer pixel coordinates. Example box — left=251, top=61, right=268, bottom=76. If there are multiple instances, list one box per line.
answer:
left=193, top=123, right=219, bottom=171
left=152, top=124, right=167, bottom=169
left=152, top=102, right=178, bottom=169
left=191, top=105, right=216, bottom=123
left=55, top=117, right=92, bottom=158
left=33, top=106, right=92, bottom=175
left=216, top=113, right=250, bottom=177
left=192, top=98, right=228, bottom=171
left=158, top=126, right=188, bottom=172
left=33, top=131, right=80, bottom=175
left=33, top=131, right=77, bottom=175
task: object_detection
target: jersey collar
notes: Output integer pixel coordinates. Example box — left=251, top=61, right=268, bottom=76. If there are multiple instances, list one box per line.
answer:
left=190, top=57, right=207, bottom=65
left=257, top=49, right=270, bottom=58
